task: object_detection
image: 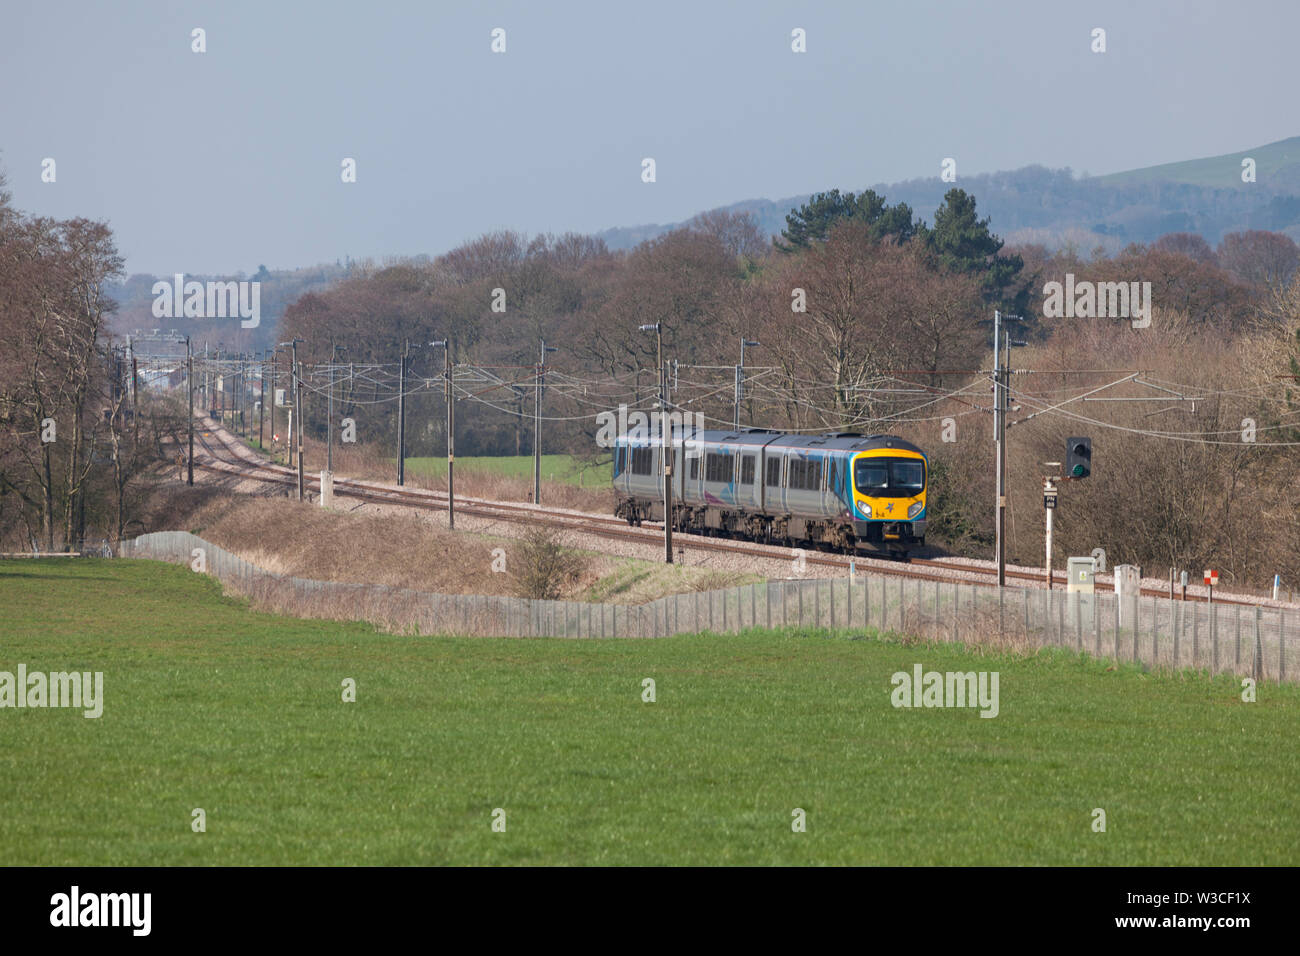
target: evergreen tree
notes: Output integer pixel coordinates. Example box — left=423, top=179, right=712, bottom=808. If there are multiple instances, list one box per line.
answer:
left=922, top=188, right=1026, bottom=311
left=776, top=189, right=918, bottom=252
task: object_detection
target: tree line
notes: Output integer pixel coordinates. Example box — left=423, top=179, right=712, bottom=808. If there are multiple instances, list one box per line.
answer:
left=0, top=172, right=180, bottom=550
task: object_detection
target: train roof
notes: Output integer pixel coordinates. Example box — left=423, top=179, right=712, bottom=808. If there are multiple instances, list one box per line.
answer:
left=619, top=427, right=924, bottom=455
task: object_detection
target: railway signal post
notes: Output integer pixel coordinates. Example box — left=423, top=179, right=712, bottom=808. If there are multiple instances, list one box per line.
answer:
left=278, top=339, right=304, bottom=501
left=734, top=338, right=760, bottom=431
left=446, top=345, right=455, bottom=530
left=327, top=342, right=346, bottom=473
left=268, top=347, right=277, bottom=463
left=992, top=311, right=1025, bottom=587
left=534, top=340, right=558, bottom=506
left=639, top=322, right=672, bottom=564
left=186, top=337, right=194, bottom=486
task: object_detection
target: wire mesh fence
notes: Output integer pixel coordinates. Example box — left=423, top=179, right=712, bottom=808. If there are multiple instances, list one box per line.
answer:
left=117, top=532, right=1296, bottom=683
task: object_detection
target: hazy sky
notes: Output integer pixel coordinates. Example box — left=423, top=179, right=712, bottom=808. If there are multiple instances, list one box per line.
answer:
left=3, top=0, right=1296, bottom=276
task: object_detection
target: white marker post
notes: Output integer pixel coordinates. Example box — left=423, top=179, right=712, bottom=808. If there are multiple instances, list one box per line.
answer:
left=1042, top=472, right=1059, bottom=590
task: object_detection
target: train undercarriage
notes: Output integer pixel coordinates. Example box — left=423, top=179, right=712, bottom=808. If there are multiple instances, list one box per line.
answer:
left=614, top=497, right=923, bottom=557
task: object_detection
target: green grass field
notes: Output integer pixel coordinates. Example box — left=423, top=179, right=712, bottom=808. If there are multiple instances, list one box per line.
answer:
left=2, top=559, right=1296, bottom=865
left=403, top=453, right=605, bottom=487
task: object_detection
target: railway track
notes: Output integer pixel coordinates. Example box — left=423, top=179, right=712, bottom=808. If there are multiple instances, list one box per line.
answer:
left=184, top=418, right=1281, bottom=609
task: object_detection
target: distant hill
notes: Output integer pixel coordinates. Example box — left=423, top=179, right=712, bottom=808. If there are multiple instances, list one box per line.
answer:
left=597, top=136, right=1300, bottom=253
left=1096, top=135, right=1300, bottom=189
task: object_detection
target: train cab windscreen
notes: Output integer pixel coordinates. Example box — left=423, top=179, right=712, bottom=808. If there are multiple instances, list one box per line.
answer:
left=854, top=458, right=924, bottom=497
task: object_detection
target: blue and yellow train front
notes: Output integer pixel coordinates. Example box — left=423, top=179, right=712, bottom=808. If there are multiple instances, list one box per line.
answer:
left=848, top=448, right=927, bottom=547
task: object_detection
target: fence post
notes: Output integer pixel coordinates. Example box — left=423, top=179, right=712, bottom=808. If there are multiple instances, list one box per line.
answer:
left=956, top=582, right=967, bottom=642
left=1192, top=604, right=1199, bottom=668
left=1281, top=610, right=1287, bottom=684
left=1235, top=604, right=1242, bottom=670
left=1253, top=607, right=1263, bottom=682
left=1113, top=591, right=1121, bottom=661
left=928, top=579, right=935, bottom=636
left=898, top=576, right=904, bottom=632
left=1132, top=592, right=1139, bottom=662
left=1075, top=591, right=1082, bottom=650
left=1152, top=597, right=1160, bottom=666
left=880, top=576, right=886, bottom=631
left=1212, top=602, right=1219, bottom=674
left=1174, top=600, right=1181, bottom=667
left=1057, top=591, right=1065, bottom=648
left=1094, top=591, right=1101, bottom=656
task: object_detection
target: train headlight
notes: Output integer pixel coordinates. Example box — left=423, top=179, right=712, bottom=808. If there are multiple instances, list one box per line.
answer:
left=907, top=501, right=923, bottom=519
left=859, top=503, right=871, bottom=518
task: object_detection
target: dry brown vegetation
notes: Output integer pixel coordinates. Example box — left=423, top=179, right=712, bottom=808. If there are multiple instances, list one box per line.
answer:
left=508, top=526, right=588, bottom=599
left=886, top=274, right=1300, bottom=592
left=128, top=485, right=757, bottom=605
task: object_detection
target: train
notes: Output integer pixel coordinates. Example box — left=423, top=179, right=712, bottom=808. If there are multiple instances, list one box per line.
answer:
left=613, top=425, right=928, bottom=556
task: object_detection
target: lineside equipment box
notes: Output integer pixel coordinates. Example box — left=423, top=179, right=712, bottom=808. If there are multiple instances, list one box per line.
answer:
left=1067, top=556, right=1096, bottom=593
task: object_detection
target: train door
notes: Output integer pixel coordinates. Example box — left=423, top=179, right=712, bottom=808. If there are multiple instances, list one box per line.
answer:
left=822, top=454, right=840, bottom=517
left=765, top=450, right=785, bottom=514
left=735, top=450, right=760, bottom=511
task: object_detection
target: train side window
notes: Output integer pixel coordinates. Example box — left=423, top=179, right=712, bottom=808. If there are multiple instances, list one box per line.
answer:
left=739, top=455, right=755, bottom=485
left=689, top=455, right=699, bottom=481
left=766, top=456, right=781, bottom=487
left=631, top=446, right=653, bottom=475
left=788, top=458, right=803, bottom=489
left=615, top=446, right=624, bottom=475
left=706, top=451, right=734, bottom=483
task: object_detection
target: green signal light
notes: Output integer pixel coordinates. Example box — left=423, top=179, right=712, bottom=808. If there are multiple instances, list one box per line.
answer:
left=1071, top=464, right=1084, bottom=477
